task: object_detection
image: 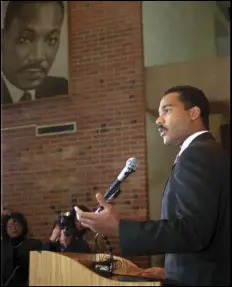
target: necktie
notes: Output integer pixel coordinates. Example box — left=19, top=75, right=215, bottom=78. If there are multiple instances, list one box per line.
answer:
left=21, top=92, right=32, bottom=102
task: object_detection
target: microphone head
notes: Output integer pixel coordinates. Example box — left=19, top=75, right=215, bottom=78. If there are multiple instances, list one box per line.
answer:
left=126, top=157, right=137, bottom=172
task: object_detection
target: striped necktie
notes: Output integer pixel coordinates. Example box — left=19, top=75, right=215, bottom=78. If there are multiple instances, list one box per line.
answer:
left=21, top=92, right=32, bottom=102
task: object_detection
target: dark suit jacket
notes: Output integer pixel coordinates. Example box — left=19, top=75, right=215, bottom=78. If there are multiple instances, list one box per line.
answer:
left=119, top=133, right=230, bottom=286
left=1, top=75, right=68, bottom=105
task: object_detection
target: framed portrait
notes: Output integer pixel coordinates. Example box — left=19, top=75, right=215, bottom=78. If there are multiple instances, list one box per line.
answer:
left=1, top=1, right=69, bottom=105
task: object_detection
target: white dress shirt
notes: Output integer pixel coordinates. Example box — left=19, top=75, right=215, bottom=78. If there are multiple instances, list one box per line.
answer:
left=1, top=72, right=36, bottom=103
left=174, top=130, right=209, bottom=163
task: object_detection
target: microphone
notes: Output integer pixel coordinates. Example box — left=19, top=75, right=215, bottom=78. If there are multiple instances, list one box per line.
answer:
left=92, top=158, right=138, bottom=258
left=74, top=158, right=138, bottom=217
left=92, top=158, right=138, bottom=213
left=103, top=157, right=137, bottom=201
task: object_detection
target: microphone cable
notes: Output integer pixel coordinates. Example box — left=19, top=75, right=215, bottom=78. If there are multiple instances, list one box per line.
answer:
left=94, top=233, right=114, bottom=273
left=92, top=190, right=122, bottom=275
left=4, top=266, right=20, bottom=286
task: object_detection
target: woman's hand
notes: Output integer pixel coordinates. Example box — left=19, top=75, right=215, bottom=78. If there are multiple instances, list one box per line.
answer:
left=50, top=225, right=61, bottom=242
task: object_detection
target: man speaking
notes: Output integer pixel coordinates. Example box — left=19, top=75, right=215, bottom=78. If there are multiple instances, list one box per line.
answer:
left=76, top=86, right=230, bottom=286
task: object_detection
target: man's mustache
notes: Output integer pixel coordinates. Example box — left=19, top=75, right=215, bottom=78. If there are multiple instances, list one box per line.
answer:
left=158, top=125, right=168, bottom=131
left=20, top=64, right=47, bottom=73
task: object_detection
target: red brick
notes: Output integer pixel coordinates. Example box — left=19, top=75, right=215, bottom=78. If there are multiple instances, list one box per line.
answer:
left=2, top=1, right=149, bottom=268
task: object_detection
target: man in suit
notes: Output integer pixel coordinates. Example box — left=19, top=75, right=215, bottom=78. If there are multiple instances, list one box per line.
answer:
left=76, top=85, right=230, bottom=286
left=1, top=1, right=68, bottom=105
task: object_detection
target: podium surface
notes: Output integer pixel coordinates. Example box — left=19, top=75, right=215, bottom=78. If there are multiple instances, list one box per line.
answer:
left=29, top=251, right=161, bottom=286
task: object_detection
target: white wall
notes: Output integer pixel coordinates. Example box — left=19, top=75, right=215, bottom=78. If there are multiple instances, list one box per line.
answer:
left=216, top=36, right=230, bottom=57
left=142, top=1, right=217, bottom=67
left=145, top=57, right=230, bottom=110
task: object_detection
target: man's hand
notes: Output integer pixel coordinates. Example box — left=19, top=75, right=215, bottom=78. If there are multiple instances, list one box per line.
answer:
left=139, top=267, right=165, bottom=280
left=74, top=192, right=120, bottom=237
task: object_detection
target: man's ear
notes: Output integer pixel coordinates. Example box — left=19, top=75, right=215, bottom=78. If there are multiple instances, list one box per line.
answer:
left=189, top=106, right=201, bottom=121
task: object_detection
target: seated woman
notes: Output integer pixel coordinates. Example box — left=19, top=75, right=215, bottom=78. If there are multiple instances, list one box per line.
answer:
left=1, top=212, right=42, bottom=286
left=43, top=216, right=90, bottom=253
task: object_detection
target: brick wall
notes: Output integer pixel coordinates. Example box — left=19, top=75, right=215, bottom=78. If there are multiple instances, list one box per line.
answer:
left=2, top=1, right=149, bottom=268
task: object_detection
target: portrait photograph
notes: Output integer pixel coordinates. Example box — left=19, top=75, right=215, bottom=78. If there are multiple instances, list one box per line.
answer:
left=1, top=1, right=69, bottom=105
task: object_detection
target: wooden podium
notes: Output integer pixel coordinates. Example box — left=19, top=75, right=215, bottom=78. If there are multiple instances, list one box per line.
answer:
left=29, top=251, right=161, bottom=286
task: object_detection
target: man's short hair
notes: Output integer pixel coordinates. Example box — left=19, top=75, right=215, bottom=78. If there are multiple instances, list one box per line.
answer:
left=4, top=1, right=65, bottom=31
left=164, top=85, right=210, bottom=129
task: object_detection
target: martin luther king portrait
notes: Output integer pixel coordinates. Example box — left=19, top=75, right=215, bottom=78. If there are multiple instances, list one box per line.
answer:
left=1, top=1, right=69, bottom=105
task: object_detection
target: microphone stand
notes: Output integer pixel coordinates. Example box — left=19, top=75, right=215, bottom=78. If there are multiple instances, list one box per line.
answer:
left=95, top=233, right=114, bottom=273
left=93, top=189, right=121, bottom=276
left=4, top=266, right=20, bottom=286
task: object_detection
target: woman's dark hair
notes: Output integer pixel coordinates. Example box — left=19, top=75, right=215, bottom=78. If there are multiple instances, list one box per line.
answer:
left=164, top=85, right=210, bottom=129
left=2, top=212, right=28, bottom=239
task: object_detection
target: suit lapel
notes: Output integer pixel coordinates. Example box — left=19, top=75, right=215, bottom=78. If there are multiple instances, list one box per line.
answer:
left=163, top=176, right=170, bottom=193
left=1, top=76, right=13, bottom=104
left=189, top=132, right=216, bottom=146
left=162, top=172, right=172, bottom=199
left=161, top=132, right=215, bottom=199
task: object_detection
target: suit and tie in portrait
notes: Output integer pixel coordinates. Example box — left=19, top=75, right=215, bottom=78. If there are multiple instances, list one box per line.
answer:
left=1, top=1, right=69, bottom=105
left=1, top=75, right=68, bottom=104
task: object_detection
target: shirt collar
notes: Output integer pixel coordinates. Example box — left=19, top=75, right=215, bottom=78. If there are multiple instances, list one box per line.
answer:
left=1, top=71, right=35, bottom=103
left=178, top=130, right=209, bottom=156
